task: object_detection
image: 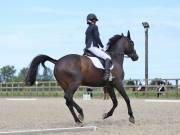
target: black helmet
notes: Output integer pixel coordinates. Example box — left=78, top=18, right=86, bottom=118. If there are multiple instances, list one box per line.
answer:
left=86, top=13, right=98, bottom=22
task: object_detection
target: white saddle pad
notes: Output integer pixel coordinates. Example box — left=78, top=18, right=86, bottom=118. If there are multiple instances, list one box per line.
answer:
left=86, top=56, right=114, bottom=70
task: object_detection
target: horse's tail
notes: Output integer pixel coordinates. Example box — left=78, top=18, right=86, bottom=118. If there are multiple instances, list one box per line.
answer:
left=25, top=54, right=57, bottom=86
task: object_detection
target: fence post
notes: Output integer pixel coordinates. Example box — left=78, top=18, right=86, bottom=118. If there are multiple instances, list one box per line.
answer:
left=0, top=83, right=2, bottom=96
left=145, top=79, right=148, bottom=96
left=18, top=83, right=20, bottom=96
left=6, top=83, right=7, bottom=95
left=135, top=80, right=138, bottom=89
left=49, top=82, right=50, bottom=91
left=176, top=80, right=178, bottom=97
left=36, top=81, right=38, bottom=96
left=12, top=83, right=14, bottom=96
left=165, top=80, right=168, bottom=97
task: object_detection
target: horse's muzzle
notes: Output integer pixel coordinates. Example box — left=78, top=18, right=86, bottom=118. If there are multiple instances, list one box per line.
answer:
left=129, top=52, right=139, bottom=61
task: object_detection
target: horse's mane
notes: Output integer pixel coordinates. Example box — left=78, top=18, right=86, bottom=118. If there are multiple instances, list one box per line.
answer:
left=106, top=34, right=122, bottom=51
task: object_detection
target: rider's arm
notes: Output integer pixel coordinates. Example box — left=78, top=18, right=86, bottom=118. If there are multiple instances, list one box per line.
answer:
left=93, top=25, right=104, bottom=48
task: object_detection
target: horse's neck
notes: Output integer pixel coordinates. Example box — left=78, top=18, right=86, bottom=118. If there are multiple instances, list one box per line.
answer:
left=111, top=53, right=124, bottom=66
left=106, top=39, right=125, bottom=65
left=109, top=44, right=125, bottom=66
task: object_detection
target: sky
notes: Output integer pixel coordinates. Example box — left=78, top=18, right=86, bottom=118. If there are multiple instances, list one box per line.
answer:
left=0, top=0, right=179, bottom=80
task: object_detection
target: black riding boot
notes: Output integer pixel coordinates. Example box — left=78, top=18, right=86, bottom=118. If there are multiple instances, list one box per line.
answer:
left=104, top=58, right=111, bottom=81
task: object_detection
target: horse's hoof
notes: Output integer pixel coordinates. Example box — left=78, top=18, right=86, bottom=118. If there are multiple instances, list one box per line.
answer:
left=78, top=114, right=84, bottom=122
left=75, top=121, right=84, bottom=127
left=102, top=113, right=108, bottom=119
left=129, top=116, right=135, bottom=124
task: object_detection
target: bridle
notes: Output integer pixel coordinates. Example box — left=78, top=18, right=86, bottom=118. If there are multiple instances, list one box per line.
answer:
left=125, top=39, right=136, bottom=58
left=106, top=36, right=136, bottom=59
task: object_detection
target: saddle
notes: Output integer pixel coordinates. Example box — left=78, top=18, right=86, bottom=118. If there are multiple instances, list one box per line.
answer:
left=83, top=49, right=113, bottom=70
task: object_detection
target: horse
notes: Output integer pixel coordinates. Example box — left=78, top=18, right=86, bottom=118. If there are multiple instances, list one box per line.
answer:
left=25, top=31, right=139, bottom=125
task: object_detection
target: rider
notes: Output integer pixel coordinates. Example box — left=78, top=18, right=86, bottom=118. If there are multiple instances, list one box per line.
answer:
left=85, top=13, right=112, bottom=81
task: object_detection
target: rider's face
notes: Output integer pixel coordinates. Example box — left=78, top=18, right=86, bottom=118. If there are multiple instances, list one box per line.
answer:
left=92, top=20, right=97, bottom=24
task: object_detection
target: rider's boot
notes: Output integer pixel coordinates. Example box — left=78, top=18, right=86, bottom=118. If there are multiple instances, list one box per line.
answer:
left=104, top=58, right=112, bottom=81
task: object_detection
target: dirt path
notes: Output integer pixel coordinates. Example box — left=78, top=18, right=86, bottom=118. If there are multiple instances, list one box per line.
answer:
left=0, top=98, right=180, bottom=135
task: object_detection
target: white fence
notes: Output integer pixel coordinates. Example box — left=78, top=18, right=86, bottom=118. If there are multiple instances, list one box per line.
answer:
left=0, top=79, right=179, bottom=97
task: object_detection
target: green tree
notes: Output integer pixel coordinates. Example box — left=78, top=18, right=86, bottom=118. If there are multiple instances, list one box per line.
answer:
left=0, top=65, right=16, bottom=82
left=0, top=68, right=2, bottom=82
left=37, top=67, right=54, bottom=81
left=125, top=79, right=136, bottom=91
left=150, top=78, right=162, bottom=85
left=126, top=79, right=135, bottom=85
left=16, top=67, right=29, bottom=82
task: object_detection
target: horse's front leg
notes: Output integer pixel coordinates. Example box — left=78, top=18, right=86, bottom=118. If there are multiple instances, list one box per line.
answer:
left=103, top=84, right=118, bottom=119
left=114, top=80, right=135, bottom=123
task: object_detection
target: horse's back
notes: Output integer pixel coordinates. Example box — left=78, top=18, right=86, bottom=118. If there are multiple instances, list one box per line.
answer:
left=54, top=54, right=104, bottom=86
left=55, top=54, right=82, bottom=70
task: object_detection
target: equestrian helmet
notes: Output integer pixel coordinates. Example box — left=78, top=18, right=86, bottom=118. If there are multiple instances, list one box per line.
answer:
left=87, top=13, right=98, bottom=21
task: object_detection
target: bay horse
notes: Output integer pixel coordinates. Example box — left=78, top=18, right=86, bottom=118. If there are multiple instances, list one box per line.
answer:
left=25, top=31, right=138, bottom=125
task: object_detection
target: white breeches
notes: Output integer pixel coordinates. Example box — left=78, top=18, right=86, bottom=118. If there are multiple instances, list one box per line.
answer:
left=88, top=46, right=111, bottom=60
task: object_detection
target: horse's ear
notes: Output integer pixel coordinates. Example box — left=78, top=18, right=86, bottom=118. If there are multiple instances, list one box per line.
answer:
left=127, top=30, right=131, bottom=39
left=121, top=33, right=124, bottom=37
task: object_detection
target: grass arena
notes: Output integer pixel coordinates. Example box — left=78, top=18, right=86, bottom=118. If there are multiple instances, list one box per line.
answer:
left=0, top=98, right=180, bottom=135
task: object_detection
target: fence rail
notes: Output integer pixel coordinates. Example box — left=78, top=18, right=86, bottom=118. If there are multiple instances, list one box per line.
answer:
left=0, top=79, right=179, bottom=97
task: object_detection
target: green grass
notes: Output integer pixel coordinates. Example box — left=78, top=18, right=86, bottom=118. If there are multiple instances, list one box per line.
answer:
left=0, top=89, right=180, bottom=99
left=126, top=90, right=180, bottom=99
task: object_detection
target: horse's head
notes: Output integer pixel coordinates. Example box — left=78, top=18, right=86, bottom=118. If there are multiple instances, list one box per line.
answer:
left=123, top=31, right=138, bottom=61
left=106, top=31, right=138, bottom=61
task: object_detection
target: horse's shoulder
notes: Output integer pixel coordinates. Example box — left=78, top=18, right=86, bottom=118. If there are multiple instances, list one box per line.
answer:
left=111, top=62, right=124, bottom=79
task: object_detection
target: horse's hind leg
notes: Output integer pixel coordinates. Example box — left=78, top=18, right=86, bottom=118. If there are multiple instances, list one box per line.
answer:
left=64, top=92, right=81, bottom=124
left=114, top=80, right=135, bottom=123
left=103, top=84, right=118, bottom=119
left=72, top=99, right=84, bottom=122
left=64, top=83, right=84, bottom=125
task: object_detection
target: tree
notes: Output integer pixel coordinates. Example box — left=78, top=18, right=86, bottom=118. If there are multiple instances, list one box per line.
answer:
left=126, top=79, right=135, bottom=85
left=16, top=67, right=29, bottom=82
left=125, top=79, right=136, bottom=91
left=150, top=78, right=162, bottom=85
left=0, top=70, right=2, bottom=82
left=37, top=67, right=54, bottom=81
left=0, top=65, right=16, bottom=82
